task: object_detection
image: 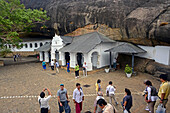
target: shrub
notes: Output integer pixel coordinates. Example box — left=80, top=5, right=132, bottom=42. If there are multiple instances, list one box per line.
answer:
left=125, top=64, right=132, bottom=74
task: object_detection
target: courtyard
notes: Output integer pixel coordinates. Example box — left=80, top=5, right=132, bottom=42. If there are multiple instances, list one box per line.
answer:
left=0, top=62, right=169, bottom=113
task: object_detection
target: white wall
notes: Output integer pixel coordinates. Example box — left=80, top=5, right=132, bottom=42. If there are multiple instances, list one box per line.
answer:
left=137, top=46, right=156, bottom=59
left=100, top=42, right=118, bottom=68
left=155, top=46, right=170, bottom=65
left=8, top=40, right=51, bottom=52
left=87, top=42, right=118, bottom=71
left=136, top=45, right=170, bottom=66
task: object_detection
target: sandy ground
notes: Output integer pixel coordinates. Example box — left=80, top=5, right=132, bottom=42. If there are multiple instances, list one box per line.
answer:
left=0, top=62, right=169, bottom=113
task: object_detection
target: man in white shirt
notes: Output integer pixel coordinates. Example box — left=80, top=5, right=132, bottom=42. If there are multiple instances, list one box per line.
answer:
left=38, top=88, right=52, bottom=113
left=55, top=60, right=59, bottom=73
left=106, top=81, right=118, bottom=105
left=73, top=83, right=84, bottom=113
left=51, top=60, right=55, bottom=70
left=83, top=62, right=87, bottom=76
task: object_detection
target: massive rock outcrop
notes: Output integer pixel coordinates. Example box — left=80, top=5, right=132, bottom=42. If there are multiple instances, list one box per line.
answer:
left=20, top=0, right=170, bottom=45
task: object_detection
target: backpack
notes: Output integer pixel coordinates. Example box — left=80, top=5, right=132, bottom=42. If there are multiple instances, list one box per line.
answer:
left=150, top=86, right=158, bottom=96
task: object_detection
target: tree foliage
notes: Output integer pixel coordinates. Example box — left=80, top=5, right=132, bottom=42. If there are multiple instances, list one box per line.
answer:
left=0, top=0, right=50, bottom=50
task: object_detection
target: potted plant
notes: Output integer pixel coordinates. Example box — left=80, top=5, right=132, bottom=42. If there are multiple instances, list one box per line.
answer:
left=124, top=64, right=132, bottom=77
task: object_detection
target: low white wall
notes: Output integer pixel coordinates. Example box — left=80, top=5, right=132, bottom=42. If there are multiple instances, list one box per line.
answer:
left=136, top=45, right=170, bottom=66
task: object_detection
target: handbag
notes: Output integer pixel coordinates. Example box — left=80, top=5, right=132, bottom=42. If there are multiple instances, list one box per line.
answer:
left=124, top=109, right=129, bottom=113
left=156, top=104, right=166, bottom=113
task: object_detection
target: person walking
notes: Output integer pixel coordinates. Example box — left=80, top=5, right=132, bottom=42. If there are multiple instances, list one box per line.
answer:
left=42, top=60, right=46, bottom=71
left=144, top=80, right=157, bottom=113
left=55, top=60, right=59, bottom=74
left=106, top=81, right=118, bottom=105
left=67, top=61, right=70, bottom=73
left=122, top=88, right=133, bottom=113
left=38, top=88, right=52, bottom=113
left=51, top=60, right=55, bottom=70
left=97, top=98, right=115, bottom=113
left=94, top=91, right=104, bottom=113
left=13, top=54, right=16, bottom=62
left=16, top=54, right=19, bottom=61
left=83, top=62, right=87, bottom=76
left=73, top=83, right=84, bottom=113
left=95, top=79, right=102, bottom=93
left=143, top=80, right=149, bottom=111
left=75, top=64, right=79, bottom=79
left=154, top=74, right=170, bottom=112
left=57, top=84, right=71, bottom=113
left=113, top=58, right=117, bottom=70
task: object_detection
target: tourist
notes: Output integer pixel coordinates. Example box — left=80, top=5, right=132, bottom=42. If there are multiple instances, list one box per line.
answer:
left=94, top=91, right=104, bottom=113
left=154, top=74, right=170, bottom=112
left=97, top=98, right=115, bottom=113
left=83, top=62, right=87, bottom=76
left=38, top=88, right=52, bottom=113
left=13, top=54, right=16, bottom=62
left=106, top=81, right=118, bottom=105
left=37, top=55, right=40, bottom=60
left=16, top=54, right=19, bottom=61
left=143, top=80, right=149, bottom=111
left=42, top=60, right=46, bottom=71
left=75, top=64, right=79, bottom=79
left=113, top=57, right=117, bottom=70
left=95, top=79, right=102, bottom=93
left=67, top=61, right=70, bottom=73
left=51, top=59, right=55, bottom=70
left=73, top=83, right=84, bottom=113
left=57, top=84, right=71, bottom=113
left=55, top=60, right=59, bottom=73
left=18, top=54, right=21, bottom=61
left=122, top=88, right=132, bottom=113
left=145, top=80, right=157, bottom=113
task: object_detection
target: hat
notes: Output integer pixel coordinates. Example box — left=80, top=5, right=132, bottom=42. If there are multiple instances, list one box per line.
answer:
left=60, top=84, right=64, bottom=86
left=98, top=91, right=103, bottom=96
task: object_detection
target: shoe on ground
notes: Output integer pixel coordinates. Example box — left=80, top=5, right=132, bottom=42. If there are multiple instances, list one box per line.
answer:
left=145, top=108, right=150, bottom=111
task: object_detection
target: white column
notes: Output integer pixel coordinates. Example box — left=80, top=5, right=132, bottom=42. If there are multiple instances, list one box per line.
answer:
left=70, top=52, right=76, bottom=68
left=45, top=51, right=49, bottom=62
left=60, top=52, right=66, bottom=66
left=87, top=53, right=93, bottom=71
left=51, top=48, right=55, bottom=61
left=40, top=52, right=43, bottom=61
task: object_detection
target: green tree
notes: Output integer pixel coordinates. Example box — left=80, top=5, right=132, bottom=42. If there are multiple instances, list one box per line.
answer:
left=0, top=0, right=50, bottom=51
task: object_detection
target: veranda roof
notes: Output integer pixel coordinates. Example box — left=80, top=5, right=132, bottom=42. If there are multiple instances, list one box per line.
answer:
left=35, top=42, right=51, bottom=52
left=105, top=42, right=146, bottom=53
left=59, top=32, right=116, bottom=53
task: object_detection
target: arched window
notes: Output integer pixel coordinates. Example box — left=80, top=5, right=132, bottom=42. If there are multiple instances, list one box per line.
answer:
left=35, top=43, right=38, bottom=48
left=25, top=44, right=28, bottom=48
left=30, top=43, right=33, bottom=48
left=40, top=42, right=43, bottom=47
left=9, top=45, right=11, bottom=48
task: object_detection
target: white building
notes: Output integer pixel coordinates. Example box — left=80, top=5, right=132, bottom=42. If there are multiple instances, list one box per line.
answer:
left=58, top=32, right=117, bottom=71
left=7, top=36, right=51, bottom=53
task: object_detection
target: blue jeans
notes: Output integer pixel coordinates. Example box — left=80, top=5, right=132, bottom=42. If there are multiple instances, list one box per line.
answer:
left=113, top=63, right=117, bottom=69
left=58, top=101, right=71, bottom=113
